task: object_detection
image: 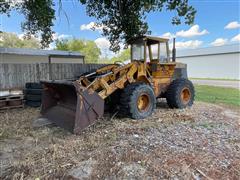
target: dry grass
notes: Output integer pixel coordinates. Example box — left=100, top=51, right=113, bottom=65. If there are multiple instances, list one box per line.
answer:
left=0, top=101, right=240, bottom=179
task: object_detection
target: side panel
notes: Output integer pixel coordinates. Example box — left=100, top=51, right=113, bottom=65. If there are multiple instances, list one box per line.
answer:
left=151, top=63, right=175, bottom=97
left=173, top=67, right=188, bottom=80
left=173, top=62, right=188, bottom=79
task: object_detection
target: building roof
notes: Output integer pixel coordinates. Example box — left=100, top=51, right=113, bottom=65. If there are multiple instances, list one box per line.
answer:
left=176, top=44, right=240, bottom=58
left=0, top=47, right=84, bottom=58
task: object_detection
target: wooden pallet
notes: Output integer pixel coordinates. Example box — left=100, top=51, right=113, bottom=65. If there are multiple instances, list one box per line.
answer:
left=0, top=94, right=24, bottom=110
left=0, top=104, right=24, bottom=110
left=0, top=94, right=24, bottom=102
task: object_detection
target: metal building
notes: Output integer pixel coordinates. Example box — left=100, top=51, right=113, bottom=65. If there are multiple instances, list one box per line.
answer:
left=0, top=47, right=85, bottom=64
left=176, top=44, right=240, bottom=80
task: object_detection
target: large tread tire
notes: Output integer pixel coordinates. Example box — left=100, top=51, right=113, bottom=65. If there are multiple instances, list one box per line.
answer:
left=26, top=101, right=41, bottom=107
left=166, top=79, right=195, bottom=109
left=24, top=88, right=42, bottom=95
left=26, top=94, right=42, bottom=102
left=25, top=82, right=43, bottom=89
left=119, top=83, right=156, bottom=119
left=105, top=89, right=122, bottom=112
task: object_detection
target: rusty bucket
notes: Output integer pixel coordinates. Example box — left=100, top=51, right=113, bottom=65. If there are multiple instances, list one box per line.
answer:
left=40, top=80, right=104, bottom=134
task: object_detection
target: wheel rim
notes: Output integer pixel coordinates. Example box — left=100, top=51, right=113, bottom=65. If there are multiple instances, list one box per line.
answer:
left=137, top=93, right=150, bottom=112
left=180, top=87, right=191, bottom=104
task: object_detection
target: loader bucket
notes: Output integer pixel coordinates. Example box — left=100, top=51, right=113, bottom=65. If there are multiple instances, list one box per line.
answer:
left=40, top=80, right=104, bottom=134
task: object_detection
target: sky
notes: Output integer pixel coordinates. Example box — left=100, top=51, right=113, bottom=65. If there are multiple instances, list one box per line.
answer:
left=0, top=0, right=240, bottom=57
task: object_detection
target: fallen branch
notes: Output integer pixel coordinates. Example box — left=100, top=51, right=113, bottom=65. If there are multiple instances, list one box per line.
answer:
left=196, top=168, right=213, bottom=180
left=110, top=111, right=119, bottom=121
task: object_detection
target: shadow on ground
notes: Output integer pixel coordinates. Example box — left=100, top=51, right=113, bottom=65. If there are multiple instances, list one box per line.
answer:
left=1, top=101, right=240, bottom=179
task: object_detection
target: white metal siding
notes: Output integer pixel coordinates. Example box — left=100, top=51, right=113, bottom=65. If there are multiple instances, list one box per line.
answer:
left=0, top=54, right=48, bottom=63
left=0, top=54, right=84, bottom=64
left=177, top=53, right=240, bottom=80
left=51, top=57, right=84, bottom=63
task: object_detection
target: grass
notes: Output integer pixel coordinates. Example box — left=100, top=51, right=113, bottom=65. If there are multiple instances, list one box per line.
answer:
left=190, top=77, right=240, bottom=81
left=195, top=85, right=240, bottom=106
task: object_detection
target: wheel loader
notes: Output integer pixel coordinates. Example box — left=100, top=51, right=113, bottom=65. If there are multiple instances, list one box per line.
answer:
left=40, top=35, right=195, bottom=134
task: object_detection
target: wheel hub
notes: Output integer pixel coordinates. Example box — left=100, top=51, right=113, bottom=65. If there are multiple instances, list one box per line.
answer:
left=181, top=87, right=191, bottom=104
left=137, top=93, right=150, bottom=112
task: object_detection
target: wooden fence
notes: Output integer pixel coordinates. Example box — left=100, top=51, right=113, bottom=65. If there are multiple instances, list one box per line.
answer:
left=0, top=63, right=106, bottom=90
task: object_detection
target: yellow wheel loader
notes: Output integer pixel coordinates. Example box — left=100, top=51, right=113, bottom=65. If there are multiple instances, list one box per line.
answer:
left=40, top=35, right=195, bottom=134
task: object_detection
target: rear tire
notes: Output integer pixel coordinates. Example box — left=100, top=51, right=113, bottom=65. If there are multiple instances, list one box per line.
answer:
left=24, top=88, right=42, bottom=95
left=166, top=79, right=194, bottom=109
left=120, top=83, right=156, bottom=119
left=26, top=101, right=41, bottom=107
left=25, top=82, right=43, bottom=89
left=26, top=94, right=42, bottom=101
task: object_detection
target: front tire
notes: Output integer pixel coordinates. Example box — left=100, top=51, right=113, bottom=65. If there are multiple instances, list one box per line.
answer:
left=166, top=79, right=195, bottom=109
left=120, top=83, right=156, bottom=119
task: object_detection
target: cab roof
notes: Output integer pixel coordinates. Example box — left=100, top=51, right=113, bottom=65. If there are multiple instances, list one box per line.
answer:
left=127, top=35, right=169, bottom=45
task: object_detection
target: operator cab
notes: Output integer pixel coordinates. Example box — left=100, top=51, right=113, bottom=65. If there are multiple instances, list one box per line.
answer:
left=128, top=35, right=177, bottom=96
left=128, top=35, right=173, bottom=63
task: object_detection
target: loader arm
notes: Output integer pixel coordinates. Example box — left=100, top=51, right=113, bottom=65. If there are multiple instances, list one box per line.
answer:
left=77, top=61, right=150, bottom=99
left=40, top=61, right=151, bottom=134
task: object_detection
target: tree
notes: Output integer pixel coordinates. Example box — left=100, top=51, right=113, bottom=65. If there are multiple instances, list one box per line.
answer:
left=110, top=49, right=130, bottom=63
left=99, top=49, right=130, bottom=64
left=0, top=0, right=196, bottom=51
left=0, top=0, right=55, bottom=48
left=0, top=32, right=40, bottom=49
left=80, top=0, right=196, bottom=52
left=56, top=38, right=101, bottom=63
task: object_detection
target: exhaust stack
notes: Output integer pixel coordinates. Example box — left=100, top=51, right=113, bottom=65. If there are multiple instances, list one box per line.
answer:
left=172, top=38, right=176, bottom=62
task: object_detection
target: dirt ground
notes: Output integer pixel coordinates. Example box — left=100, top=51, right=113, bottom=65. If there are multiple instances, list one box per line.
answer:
left=0, top=101, right=240, bottom=179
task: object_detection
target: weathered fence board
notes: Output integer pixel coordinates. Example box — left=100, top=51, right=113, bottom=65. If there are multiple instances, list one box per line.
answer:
left=0, top=63, right=106, bottom=90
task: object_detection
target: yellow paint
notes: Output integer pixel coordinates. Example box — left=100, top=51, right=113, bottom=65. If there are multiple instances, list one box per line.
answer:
left=76, top=36, right=179, bottom=100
